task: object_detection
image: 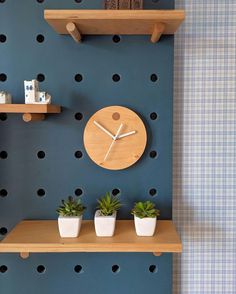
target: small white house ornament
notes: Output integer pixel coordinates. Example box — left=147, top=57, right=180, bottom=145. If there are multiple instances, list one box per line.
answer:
left=37, top=91, right=51, bottom=104
left=0, top=91, right=12, bottom=104
left=24, top=80, right=39, bottom=104
left=24, top=79, right=51, bottom=104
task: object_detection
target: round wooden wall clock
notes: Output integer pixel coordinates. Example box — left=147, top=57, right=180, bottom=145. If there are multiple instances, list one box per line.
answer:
left=83, top=106, right=147, bottom=170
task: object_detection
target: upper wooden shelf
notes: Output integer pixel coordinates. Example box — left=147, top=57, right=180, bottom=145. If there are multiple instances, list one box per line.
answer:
left=0, top=220, right=182, bottom=258
left=0, top=104, right=61, bottom=122
left=44, top=10, right=185, bottom=43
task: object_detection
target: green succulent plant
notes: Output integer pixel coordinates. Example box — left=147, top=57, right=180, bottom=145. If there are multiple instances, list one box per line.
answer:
left=57, top=196, right=86, bottom=217
left=131, top=201, right=160, bottom=219
left=97, top=192, right=122, bottom=216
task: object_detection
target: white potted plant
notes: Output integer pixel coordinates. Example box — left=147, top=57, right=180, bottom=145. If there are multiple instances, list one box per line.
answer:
left=94, top=192, right=122, bottom=237
left=131, top=201, right=160, bottom=237
left=57, top=196, right=86, bottom=238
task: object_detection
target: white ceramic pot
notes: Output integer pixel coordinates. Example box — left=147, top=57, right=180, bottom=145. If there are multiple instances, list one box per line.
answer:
left=58, top=215, right=82, bottom=238
left=94, top=210, right=117, bottom=237
left=134, top=215, right=157, bottom=236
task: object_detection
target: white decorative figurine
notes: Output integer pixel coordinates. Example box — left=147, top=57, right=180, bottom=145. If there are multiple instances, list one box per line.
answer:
left=24, top=79, right=51, bottom=104
left=37, top=91, right=51, bottom=104
left=24, top=79, right=39, bottom=104
left=0, top=91, right=12, bottom=104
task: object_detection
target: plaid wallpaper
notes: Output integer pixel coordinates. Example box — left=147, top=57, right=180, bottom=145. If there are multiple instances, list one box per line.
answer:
left=173, top=1, right=236, bottom=293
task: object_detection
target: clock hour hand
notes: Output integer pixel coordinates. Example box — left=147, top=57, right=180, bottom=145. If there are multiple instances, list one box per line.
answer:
left=93, top=121, right=115, bottom=140
left=104, top=123, right=123, bottom=161
left=118, top=130, right=136, bottom=139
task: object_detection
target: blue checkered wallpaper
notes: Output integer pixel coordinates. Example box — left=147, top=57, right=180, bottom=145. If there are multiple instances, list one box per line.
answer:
left=173, top=1, right=236, bottom=293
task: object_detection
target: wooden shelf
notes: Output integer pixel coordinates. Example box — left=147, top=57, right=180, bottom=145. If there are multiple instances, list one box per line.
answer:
left=0, top=104, right=61, bottom=122
left=0, top=220, right=182, bottom=258
left=44, top=10, right=185, bottom=43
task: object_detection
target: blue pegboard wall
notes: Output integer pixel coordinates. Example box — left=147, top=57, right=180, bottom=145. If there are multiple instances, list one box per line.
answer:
left=0, top=0, right=174, bottom=293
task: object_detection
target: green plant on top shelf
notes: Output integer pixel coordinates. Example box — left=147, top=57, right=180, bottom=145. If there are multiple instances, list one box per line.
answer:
left=57, top=196, right=86, bottom=217
left=97, top=192, right=122, bottom=216
left=131, top=201, right=160, bottom=219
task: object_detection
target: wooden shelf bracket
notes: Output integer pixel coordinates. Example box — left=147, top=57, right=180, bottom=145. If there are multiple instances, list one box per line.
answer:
left=151, top=23, right=165, bottom=43
left=66, top=22, right=82, bottom=43
left=22, top=113, right=46, bottom=122
left=20, top=252, right=30, bottom=259
left=153, top=252, right=162, bottom=257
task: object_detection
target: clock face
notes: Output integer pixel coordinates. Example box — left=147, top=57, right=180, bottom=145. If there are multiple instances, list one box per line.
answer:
left=83, top=106, right=147, bottom=170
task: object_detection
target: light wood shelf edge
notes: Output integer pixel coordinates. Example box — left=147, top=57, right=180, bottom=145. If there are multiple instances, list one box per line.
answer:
left=0, top=104, right=61, bottom=122
left=0, top=220, right=182, bottom=256
left=44, top=10, right=185, bottom=43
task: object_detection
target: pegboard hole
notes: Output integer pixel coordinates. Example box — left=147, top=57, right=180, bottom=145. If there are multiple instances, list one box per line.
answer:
left=75, top=112, right=83, bottom=121
left=150, top=112, right=158, bottom=120
left=112, top=265, right=120, bottom=274
left=0, top=265, right=8, bottom=273
left=149, top=265, right=158, bottom=273
left=74, top=74, right=83, bottom=82
left=0, top=151, right=8, bottom=159
left=75, top=150, right=83, bottom=159
left=37, top=151, right=45, bottom=159
left=0, top=34, right=7, bottom=43
left=74, top=265, right=83, bottom=273
left=112, top=74, right=120, bottom=82
left=0, top=189, right=8, bottom=198
left=149, top=150, right=158, bottom=159
left=112, top=188, right=120, bottom=196
left=0, top=73, right=7, bottom=82
left=37, top=73, right=45, bottom=82
left=149, top=188, right=157, bottom=197
left=36, top=34, right=45, bottom=43
left=0, top=113, right=7, bottom=121
left=0, top=0, right=6, bottom=3
left=152, top=0, right=160, bottom=3
left=112, top=35, right=121, bottom=43
left=0, top=227, right=8, bottom=235
left=37, top=265, right=46, bottom=274
left=75, top=0, right=82, bottom=3
left=150, top=74, right=158, bottom=82
left=75, top=188, right=83, bottom=196
left=36, top=0, right=44, bottom=3
left=37, top=189, right=45, bottom=197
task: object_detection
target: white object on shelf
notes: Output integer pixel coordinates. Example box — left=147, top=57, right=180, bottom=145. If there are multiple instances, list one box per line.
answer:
left=24, top=80, right=52, bottom=104
left=94, top=210, right=117, bottom=237
left=24, top=79, right=39, bottom=104
left=0, top=91, right=12, bottom=104
left=58, top=216, right=82, bottom=238
left=134, top=215, right=157, bottom=236
left=37, top=91, right=51, bottom=104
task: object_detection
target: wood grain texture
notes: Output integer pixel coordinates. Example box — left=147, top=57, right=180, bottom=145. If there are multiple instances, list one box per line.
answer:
left=0, top=220, right=182, bottom=254
left=83, top=106, right=147, bottom=170
left=44, top=10, right=185, bottom=35
left=0, top=104, right=61, bottom=113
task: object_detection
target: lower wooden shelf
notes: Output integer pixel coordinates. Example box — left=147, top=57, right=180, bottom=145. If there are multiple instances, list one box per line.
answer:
left=0, top=104, right=61, bottom=122
left=0, top=220, right=182, bottom=258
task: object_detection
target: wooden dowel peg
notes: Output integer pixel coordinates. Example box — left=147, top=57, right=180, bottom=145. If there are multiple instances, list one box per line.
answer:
left=20, top=252, right=29, bottom=259
left=23, top=113, right=45, bottom=122
left=153, top=252, right=162, bottom=257
left=151, top=23, right=165, bottom=43
left=66, top=22, right=82, bottom=43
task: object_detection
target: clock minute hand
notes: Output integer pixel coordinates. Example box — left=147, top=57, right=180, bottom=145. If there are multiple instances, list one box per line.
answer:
left=104, top=123, right=123, bottom=161
left=93, top=121, right=115, bottom=139
left=118, top=130, right=136, bottom=139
